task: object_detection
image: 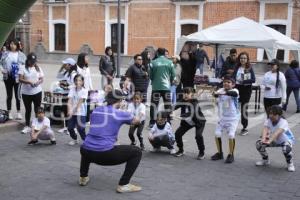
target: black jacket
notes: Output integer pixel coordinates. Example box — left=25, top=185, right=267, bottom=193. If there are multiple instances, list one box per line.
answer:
left=175, top=99, right=206, bottom=128
left=220, top=56, right=237, bottom=78
left=125, top=63, right=149, bottom=92
left=99, top=55, right=115, bottom=76
left=180, top=57, right=197, bottom=87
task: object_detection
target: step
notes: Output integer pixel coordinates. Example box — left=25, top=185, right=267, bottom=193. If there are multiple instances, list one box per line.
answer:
left=0, top=120, right=24, bottom=134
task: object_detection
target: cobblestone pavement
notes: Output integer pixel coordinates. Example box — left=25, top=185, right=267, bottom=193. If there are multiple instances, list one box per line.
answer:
left=0, top=63, right=300, bottom=200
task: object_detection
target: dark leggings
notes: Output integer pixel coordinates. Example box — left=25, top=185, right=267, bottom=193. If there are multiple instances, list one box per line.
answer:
left=175, top=121, right=206, bottom=153
left=22, top=92, right=42, bottom=126
left=128, top=121, right=145, bottom=144
left=150, top=134, right=174, bottom=149
left=80, top=145, right=142, bottom=185
left=236, top=84, right=252, bottom=129
left=4, top=75, right=21, bottom=111
left=263, top=97, right=281, bottom=115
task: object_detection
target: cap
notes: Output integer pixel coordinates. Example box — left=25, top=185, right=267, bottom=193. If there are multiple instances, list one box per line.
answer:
left=105, top=89, right=124, bottom=105
left=62, top=58, right=76, bottom=66
left=268, top=59, right=279, bottom=66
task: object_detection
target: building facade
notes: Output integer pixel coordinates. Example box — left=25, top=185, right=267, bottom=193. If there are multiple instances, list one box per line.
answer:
left=28, top=0, right=300, bottom=62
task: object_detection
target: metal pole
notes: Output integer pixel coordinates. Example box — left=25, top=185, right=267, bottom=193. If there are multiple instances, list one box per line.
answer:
left=117, top=0, right=121, bottom=78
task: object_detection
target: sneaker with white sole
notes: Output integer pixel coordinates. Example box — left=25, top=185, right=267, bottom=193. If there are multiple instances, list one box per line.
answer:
left=170, top=148, right=176, bottom=155
left=287, top=163, right=295, bottom=172
left=8, top=112, right=13, bottom=120
left=79, top=176, right=90, bottom=186
left=15, top=112, right=22, bottom=120
left=21, top=126, right=31, bottom=134
left=58, top=127, right=68, bottom=133
left=116, top=183, right=142, bottom=193
left=255, top=159, right=270, bottom=166
left=68, top=140, right=78, bottom=146
left=239, top=128, right=249, bottom=136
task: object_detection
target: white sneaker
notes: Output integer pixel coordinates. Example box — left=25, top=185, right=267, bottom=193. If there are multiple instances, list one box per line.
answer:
left=287, top=163, right=295, bottom=172
left=8, top=112, right=13, bottom=120
left=79, top=176, right=90, bottom=186
left=58, top=127, right=67, bottom=133
left=68, top=140, right=78, bottom=146
left=21, top=126, right=31, bottom=134
left=170, top=149, right=176, bottom=155
left=150, top=147, right=161, bottom=153
left=15, top=112, right=22, bottom=120
left=255, top=159, right=270, bottom=166
left=116, top=183, right=142, bottom=193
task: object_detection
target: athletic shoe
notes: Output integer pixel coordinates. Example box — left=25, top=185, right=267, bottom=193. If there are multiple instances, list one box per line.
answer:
left=79, top=176, right=90, bottom=186
left=240, top=128, right=249, bottom=136
left=174, top=150, right=184, bottom=157
left=68, top=140, right=78, bottom=146
left=15, top=112, right=22, bottom=120
left=116, top=183, right=142, bottom=193
left=255, top=159, right=270, bottom=166
left=150, top=147, right=161, bottom=153
left=225, top=154, right=234, bottom=163
left=287, top=163, right=295, bottom=172
left=8, top=112, right=13, bottom=120
left=27, top=139, right=38, bottom=145
left=296, top=110, right=300, bottom=113
left=130, top=142, right=136, bottom=146
left=21, top=126, right=31, bottom=134
left=170, top=148, right=176, bottom=155
left=211, top=152, right=224, bottom=160
left=58, top=127, right=67, bottom=133
left=50, top=140, right=56, bottom=145
left=197, top=152, right=205, bottom=160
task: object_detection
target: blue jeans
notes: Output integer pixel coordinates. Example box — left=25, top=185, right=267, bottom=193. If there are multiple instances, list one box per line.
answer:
left=196, top=63, right=204, bottom=75
left=283, top=87, right=300, bottom=111
left=170, top=85, right=177, bottom=106
left=68, top=115, right=86, bottom=141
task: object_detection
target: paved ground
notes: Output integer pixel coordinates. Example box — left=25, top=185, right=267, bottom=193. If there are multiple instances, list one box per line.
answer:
left=1, top=63, right=300, bottom=200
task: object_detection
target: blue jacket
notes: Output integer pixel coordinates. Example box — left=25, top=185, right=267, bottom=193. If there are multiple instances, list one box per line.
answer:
left=285, top=67, right=300, bottom=88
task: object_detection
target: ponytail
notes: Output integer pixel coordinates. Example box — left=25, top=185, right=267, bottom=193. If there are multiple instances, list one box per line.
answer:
left=275, top=67, right=280, bottom=89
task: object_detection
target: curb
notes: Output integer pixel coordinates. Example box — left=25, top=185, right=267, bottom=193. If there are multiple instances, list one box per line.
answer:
left=0, top=120, right=24, bottom=134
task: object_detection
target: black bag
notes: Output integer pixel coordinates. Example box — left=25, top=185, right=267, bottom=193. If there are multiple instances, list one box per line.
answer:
left=0, top=109, right=9, bottom=123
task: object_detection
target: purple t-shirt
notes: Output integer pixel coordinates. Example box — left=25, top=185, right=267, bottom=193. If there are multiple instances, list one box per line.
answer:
left=82, top=106, right=133, bottom=152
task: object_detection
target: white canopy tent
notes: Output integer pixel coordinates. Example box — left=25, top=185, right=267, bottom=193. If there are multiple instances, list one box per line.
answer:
left=176, top=17, right=300, bottom=61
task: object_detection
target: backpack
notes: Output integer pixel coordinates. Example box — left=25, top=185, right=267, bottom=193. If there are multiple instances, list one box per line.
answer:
left=0, top=109, right=9, bottom=123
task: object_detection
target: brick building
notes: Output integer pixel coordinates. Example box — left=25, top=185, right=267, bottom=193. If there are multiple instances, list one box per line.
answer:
left=28, top=0, right=300, bottom=62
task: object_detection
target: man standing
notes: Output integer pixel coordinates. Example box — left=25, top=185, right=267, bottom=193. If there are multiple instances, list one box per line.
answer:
left=220, top=48, right=237, bottom=78
left=125, top=54, right=149, bottom=102
left=195, top=44, right=210, bottom=75
left=149, top=48, right=175, bottom=128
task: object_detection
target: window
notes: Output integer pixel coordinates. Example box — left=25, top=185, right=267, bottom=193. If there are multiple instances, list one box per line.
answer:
left=54, top=23, right=65, bottom=51
left=264, top=24, right=286, bottom=61
left=111, top=23, right=124, bottom=54
left=181, top=24, right=198, bottom=36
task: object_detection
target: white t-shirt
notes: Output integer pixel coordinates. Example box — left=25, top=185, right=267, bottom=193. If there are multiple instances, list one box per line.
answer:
left=32, top=117, right=52, bottom=132
left=19, top=66, right=44, bottom=95
left=149, top=122, right=174, bottom=139
left=79, top=67, right=93, bottom=91
left=264, top=118, right=293, bottom=144
left=262, top=71, right=287, bottom=102
left=9, top=52, right=19, bottom=63
left=216, top=88, right=240, bottom=121
left=68, top=86, right=88, bottom=116
left=127, top=102, right=146, bottom=122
